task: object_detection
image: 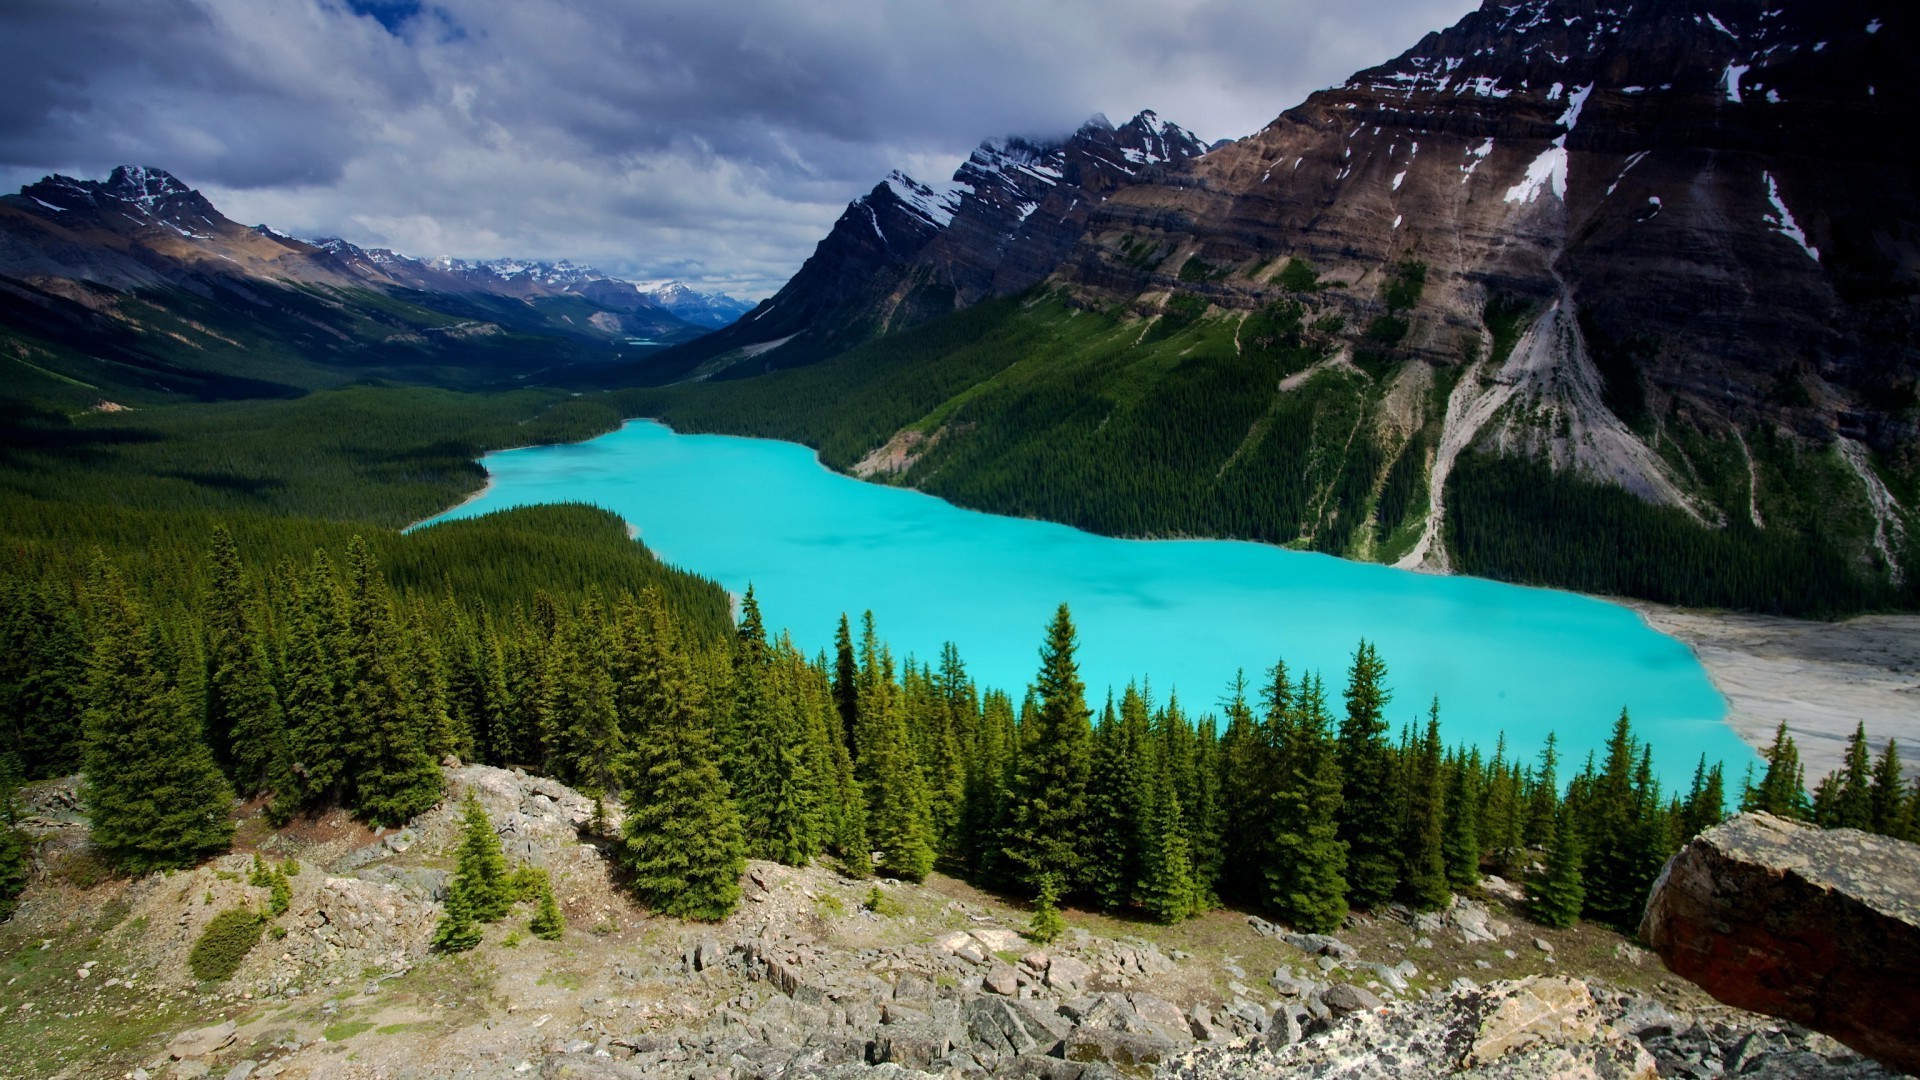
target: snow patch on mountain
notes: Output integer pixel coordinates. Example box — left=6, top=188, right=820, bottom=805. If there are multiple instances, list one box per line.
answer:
left=1761, top=171, right=1819, bottom=262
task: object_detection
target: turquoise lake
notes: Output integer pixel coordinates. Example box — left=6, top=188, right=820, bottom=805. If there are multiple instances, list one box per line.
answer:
left=417, top=419, right=1755, bottom=790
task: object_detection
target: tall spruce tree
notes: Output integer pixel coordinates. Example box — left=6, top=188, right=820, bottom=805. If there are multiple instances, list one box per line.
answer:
left=279, top=552, right=350, bottom=815
left=201, top=527, right=287, bottom=794
left=854, top=636, right=936, bottom=881
left=1336, top=640, right=1399, bottom=908
left=1217, top=671, right=1272, bottom=902
left=1529, top=801, right=1585, bottom=929
left=79, top=558, right=234, bottom=871
left=1827, top=723, right=1875, bottom=830
left=554, top=599, right=625, bottom=796
left=1399, top=704, right=1450, bottom=911
left=1084, top=686, right=1152, bottom=911
left=1138, top=754, right=1199, bottom=924
left=1264, top=671, right=1347, bottom=933
left=0, top=576, right=87, bottom=780
left=1443, top=748, right=1482, bottom=890
left=1001, top=604, right=1093, bottom=895
left=340, top=537, right=443, bottom=826
left=1681, top=756, right=1727, bottom=838
left=1745, top=722, right=1809, bottom=819
left=617, top=591, right=745, bottom=921
left=435, top=790, right=511, bottom=951
left=1869, top=739, right=1906, bottom=838
left=832, top=613, right=860, bottom=757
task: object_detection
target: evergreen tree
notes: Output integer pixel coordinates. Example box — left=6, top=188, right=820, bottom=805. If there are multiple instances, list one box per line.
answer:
left=1083, top=688, right=1152, bottom=910
left=1138, top=757, right=1198, bottom=923
left=0, top=576, right=87, bottom=780
left=1529, top=802, right=1585, bottom=929
left=278, top=552, right=350, bottom=815
left=1745, top=722, right=1809, bottom=819
left=1523, top=733, right=1560, bottom=849
left=617, top=591, right=745, bottom=921
left=1399, top=703, right=1450, bottom=911
left=1001, top=604, right=1093, bottom=895
left=1336, top=640, right=1399, bottom=908
left=1829, top=722, right=1875, bottom=830
left=554, top=599, right=625, bottom=796
left=1026, top=876, right=1066, bottom=943
left=529, top=870, right=565, bottom=940
left=958, top=688, right=1016, bottom=881
left=0, top=758, right=29, bottom=921
left=340, top=538, right=443, bottom=826
left=855, top=639, right=935, bottom=881
left=1264, top=671, right=1348, bottom=932
left=1580, top=710, right=1644, bottom=928
left=201, top=527, right=287, bottom=793
left=450, top=790, right=512, bottom=922
left=832, top=613, right=860, bottom=757
left=1869, top=739, right=1906, bottom=838
left=1443, top=748, right=1482, bottom=891
left=1681, top=755, right=1727, bottom=837
left=79, top=558, right=234, bottom=871
left=1217, top=671, right=1272, bottom=902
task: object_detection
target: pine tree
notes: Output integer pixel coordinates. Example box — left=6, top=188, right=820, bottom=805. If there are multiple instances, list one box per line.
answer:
left=832, top=613, right=860, bottom=757
left=449, top=790, right=511, bottom=923
left=339, top=538, right=443, bottom=826
left=0, top=758, right=30, bottom=921
left=856, top=639, right=935, bottom=881
left=1399, top=703, right=1450, bottom=911
left=554, top=599, right=624, bottom=796
left=1001, top=604, right=1093, bottom=895
left=1026, top=876, right=1066, bottom=944
left=79, top=558, right=234, bottom=872
left=1829, top=723, right=1875, bottom=830
left=1264, top=671, right=1348, bottom=932
left=1336, top=640, right=1399, bottom=908
left=1523, top=733, right=1560, bottom=849
left=958, top=689, right=1016, bottom=881
left=0, top=576, right=87, bottom=780
left=278, top=552, right=350, bottom=816
left=616, top=591, right=745, bottom=921
left=1869, top=739, right=1906, bottom=838
left=1138, top=747, right=1199, bottom=924
left=1084, top=688, right=1152, bottom=910
left=1217, top=671, right=1272, bottom=902
left=1529, top=802, right=1585, bottom=929
left=202, top=527, right=287, bottom=793
left=1745, top=722, right=1807, bottom=818
left=1681, top=756, right=1727, bottom=837
left=1581, top=710, right=1646, bottom=928
left=529, top=870, right=565, bottom=941
left=1443, top=748, right=1482, bottom=891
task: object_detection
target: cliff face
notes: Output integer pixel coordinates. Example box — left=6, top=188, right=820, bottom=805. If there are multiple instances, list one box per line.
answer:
left=1641, top=812, right=1920, bottom=1075
left=639, top=111, right=1209, bottom=381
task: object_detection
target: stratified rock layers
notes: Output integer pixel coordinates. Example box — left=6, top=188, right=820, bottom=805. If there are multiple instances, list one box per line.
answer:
left=1641, top=812, right=1920, bottom=1075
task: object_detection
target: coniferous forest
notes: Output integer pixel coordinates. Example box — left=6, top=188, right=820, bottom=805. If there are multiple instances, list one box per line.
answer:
left=4, top=520, right=1916, bottom=933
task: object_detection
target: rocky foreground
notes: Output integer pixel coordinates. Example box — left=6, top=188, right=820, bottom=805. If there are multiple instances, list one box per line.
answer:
left=0, top=767, right=1907, bottom=1079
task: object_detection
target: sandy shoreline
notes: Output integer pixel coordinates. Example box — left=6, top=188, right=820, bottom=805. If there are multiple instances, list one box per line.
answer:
left=405, top=476, right=494, bottom=531
left=1631, top=601, right=1920, bottom=782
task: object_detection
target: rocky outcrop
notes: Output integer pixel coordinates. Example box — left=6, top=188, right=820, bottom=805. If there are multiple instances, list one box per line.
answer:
left=1641, top=812, right=1920, bottom=1076
left=1162, top=975, right=1898, bottom=1080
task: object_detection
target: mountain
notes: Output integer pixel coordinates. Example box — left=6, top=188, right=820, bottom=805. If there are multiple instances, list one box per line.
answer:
left=632, top=110, right=1208, bottom=381
left=0, top=166, right=729, bottom=403
left=620, top=0, right=1918, bottom=616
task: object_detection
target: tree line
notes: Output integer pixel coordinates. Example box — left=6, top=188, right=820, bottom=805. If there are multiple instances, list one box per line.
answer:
left=3, top=530, right=1916, bottom=933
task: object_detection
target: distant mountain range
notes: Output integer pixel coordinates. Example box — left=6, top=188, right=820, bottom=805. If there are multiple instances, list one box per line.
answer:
left=623, top=0, right=1918, bottom=616
left=0, top=165, right=747, bottom=402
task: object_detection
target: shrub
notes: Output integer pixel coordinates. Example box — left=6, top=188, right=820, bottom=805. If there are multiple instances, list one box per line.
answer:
left=189, top=908, right=265, bottom=982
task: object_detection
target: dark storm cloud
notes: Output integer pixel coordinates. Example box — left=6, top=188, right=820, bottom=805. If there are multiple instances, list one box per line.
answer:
left=0, top=0, right=1476, bottom=296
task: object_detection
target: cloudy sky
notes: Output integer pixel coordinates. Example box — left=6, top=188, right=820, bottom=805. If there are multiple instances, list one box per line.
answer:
left=2, top=0, right=1477, bottom=298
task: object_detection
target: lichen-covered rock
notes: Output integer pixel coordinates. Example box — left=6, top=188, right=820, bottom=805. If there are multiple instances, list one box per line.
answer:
left=1640, top=812, right=1920, bottom=1076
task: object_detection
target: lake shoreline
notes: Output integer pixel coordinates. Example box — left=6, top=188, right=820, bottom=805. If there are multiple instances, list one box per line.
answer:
left=1628, top=601, right=1920, bottom=781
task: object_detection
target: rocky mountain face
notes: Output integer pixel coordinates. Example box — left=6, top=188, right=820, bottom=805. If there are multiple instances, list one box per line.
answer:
left=0, top=166, right=740, bottom=401
left=627, top=0, right=1918, bottom=614
left=642, top=111, right=1208, bottom=380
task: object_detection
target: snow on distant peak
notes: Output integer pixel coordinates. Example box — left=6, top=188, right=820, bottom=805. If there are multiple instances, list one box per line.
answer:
left=1761, top=170, right=1820, bottom=263
left=884, top=170, right=960, bottom=228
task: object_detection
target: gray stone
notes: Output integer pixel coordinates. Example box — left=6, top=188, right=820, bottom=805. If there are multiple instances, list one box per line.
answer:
left=1045, top=954, right=1091, bottom=993
left=1321, top=983, right=1384, bottom=1016
left=963, top=996, right=1068, bottom=1058
left=983, top=964, right=1020, bottom=996
left=1063, top=1027, right=1177, bottom=1069
left=168, top=1021, right=237, bottom=1060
